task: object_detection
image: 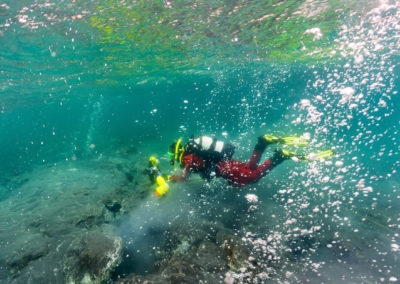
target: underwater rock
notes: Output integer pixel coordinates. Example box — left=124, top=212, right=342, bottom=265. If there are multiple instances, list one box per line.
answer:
left=152, top=220, right=225, bottom=267
left=115, top=222, right=230, bottom=283
left=64, top=231, right=122, bottom=283
left=5, top=233, right=49, bottom=273
left=0, top=159, right=150, bottom=283
left=157, top=240, right=225, bottom=281
left=74, top=207, right=105, bottom=229
left=192, top=240, right=226, bottom=272
left=168, top=228, right=231, bottom=275
left=102, top=183, right=151, bottom=216
left=160, top=254, right=199, bottom=283
left=104, top=199, right=122, bottom=213
left=152, top=240, right=227, bottom=283
left=125, top=172, right=135, bottom=183
left=117, top=274, right=164, bottom=283
left=216, top=229, right=251, bottom=271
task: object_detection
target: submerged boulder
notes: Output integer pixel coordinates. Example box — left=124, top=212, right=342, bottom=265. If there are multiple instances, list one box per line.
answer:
left=64, top=231, right=122, bottom=283
left=193, top=240, right=226, bottom=272
left=5, top=233, right=49, bottom=273
left=104, top=200, right=122, bottom=214
left=160, top=254, right=199, bottom=283
left=216, top=229, right=251, bottom=271
left=74, top=207, right=105, bottom=229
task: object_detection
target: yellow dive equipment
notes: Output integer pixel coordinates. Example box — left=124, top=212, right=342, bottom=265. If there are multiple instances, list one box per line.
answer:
left=155, top=175, right=170, bottom=196
left=168, top=138, right=185, bottom=169
left=263, top=134, right=310, bottom=147
left=174, top=138, right=182, bottom=160
left=147, top=156, right=171, bottom=196
left=149, top=156, right=159, bottom=166
left=279, top=149, right=335, bottom=162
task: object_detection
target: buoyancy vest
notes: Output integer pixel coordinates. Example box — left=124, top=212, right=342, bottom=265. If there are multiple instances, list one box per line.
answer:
left=181, top=154, right=204, bottom=169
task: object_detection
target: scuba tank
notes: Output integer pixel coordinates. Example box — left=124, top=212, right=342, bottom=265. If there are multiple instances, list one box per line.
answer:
left=167, top=135, right=236, bottom=182
left=185, top=135, right=235, bottom=162
left=184, top=135, right=235, bottom=181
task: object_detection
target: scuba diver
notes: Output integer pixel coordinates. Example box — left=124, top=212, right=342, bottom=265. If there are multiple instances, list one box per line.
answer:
left=167, top=135, right=333, bottom=186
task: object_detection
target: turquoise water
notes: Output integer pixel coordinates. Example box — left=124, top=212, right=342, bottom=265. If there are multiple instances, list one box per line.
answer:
left=1, top=0, right=399, bottom=283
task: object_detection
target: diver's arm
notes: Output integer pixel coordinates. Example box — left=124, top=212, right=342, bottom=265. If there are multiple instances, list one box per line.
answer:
left=169, top=164, right=191, bottom=181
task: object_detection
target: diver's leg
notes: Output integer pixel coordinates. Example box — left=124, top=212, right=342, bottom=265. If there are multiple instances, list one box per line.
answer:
left=250, top=149, right=288, bottom=181
left=248, top=150, right=263, bottom=170
left=248, top=136, right=270, bottom=170
left=251, top=159, right=277, bottom=180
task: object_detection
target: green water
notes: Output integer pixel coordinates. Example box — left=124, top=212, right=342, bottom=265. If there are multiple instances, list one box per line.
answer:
left=0, top=0, right=399, bottom=283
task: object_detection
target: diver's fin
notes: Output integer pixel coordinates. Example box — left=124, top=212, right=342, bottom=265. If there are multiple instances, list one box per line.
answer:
left=276, top=148, right=335, bottom=162
left=274, top=148, right=306, bottom=161
left=278, top=136, right=310, bottom=147
left=263, top=134, right=309, bottom=147
left=263, top=134, right=280, bottom=144
left=304, top=149, right=335, bottom=161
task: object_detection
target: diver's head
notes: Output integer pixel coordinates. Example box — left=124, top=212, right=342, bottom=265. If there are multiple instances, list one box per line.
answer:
left=168, top=139, right=184, bottom=165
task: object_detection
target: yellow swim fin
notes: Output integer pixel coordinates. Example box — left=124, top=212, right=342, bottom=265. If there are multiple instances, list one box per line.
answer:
left=276, top=148, right=335, bottom=162
left=305, top=149, right=335, bottom=161
left=263, top=134, right=310, bottom=147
